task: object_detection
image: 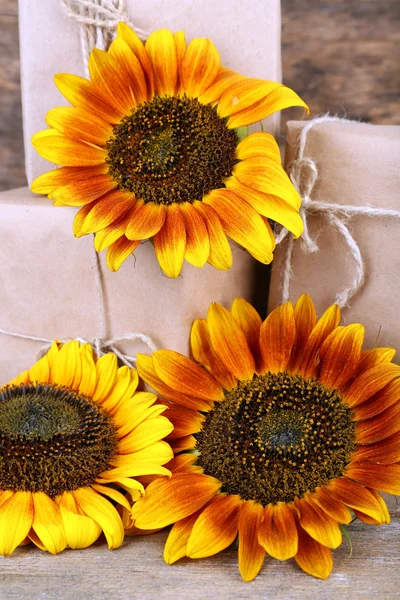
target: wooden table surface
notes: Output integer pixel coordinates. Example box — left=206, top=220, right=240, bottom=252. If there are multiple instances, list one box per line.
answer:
left=0, top=1, right=399, bottom=597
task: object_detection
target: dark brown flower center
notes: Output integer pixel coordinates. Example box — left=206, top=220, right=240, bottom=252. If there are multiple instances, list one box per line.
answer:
left=0, top=384, right=117, bottom=497
left=195, top=372, right=357, bottom=505
left=106, top=95, right=238, bottom=205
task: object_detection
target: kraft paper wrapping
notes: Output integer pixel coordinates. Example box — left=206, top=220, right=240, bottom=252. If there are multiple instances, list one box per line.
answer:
left=0, top=187, right=263, bottom=384
left=269, top=120, right=400, bottom=350
left=19, top=0, right=282, bottom=185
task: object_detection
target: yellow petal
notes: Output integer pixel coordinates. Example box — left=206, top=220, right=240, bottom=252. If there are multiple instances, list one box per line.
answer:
left=32, top=492, right=67, bottom=554
left=73, top=487, right=124, bottom=549
left=180, top=38, right=220, bottom=97
left=58, top=492, right=102, bottom=549
left=145, top=29, right=178, bottom=96
left=32, top=130, right=106, bottom=167
left=0, top=491, right=33, bottom=556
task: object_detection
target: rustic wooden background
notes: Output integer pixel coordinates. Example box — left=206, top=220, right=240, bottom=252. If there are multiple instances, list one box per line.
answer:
left=0, top=1, right=399, bottom=598
left=1, top=0, right=399, bottom=191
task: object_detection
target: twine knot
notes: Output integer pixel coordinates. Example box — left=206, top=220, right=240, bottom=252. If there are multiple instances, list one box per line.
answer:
left=277, top=115, right=400, bottom=308
left=60, top=0, right=149, bottom=76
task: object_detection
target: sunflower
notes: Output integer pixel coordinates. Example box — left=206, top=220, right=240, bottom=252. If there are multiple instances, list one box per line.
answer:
left=131, top=295, right=400, bottom=580
left=31, top=24, right=308, bottom=277
left=0, top=340, right=173, bottom=556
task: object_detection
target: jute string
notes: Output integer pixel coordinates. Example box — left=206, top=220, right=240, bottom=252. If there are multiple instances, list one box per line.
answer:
left=276, top=115, right=400, bottom=308
left=60, top=0, right=150, bottom=77
left=0, top=247, right=158, bottom=368
left=0, top=1, right=157, bottom=369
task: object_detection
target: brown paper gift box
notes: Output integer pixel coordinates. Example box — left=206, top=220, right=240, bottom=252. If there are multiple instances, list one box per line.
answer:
left=19, top=0, right=282, bottom=185
left=0, top=187, right=264, bottom=384
left=269, top=119, right=400, bottom=350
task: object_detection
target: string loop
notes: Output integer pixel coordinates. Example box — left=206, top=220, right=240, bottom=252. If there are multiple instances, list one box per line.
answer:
left=277, top=115, right=400, bottom=308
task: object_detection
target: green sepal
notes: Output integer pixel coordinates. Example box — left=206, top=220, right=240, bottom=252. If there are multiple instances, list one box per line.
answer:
left=235, top=125, right=249, bottom=142
left=340, top=524, right=353, bottom=559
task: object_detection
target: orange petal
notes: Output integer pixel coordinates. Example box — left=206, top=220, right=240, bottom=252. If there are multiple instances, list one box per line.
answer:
left=181, top=202, right=210, bottom=268
left=356, top=401, right=400, bottom=444
left=153, top=205, right=186, bottom=278
left=356, top=348, right=397, bottom=376
left=199, top=67, right=244, bottom=105
left=152, top=349, right=224, bottom=401
left=132, top=473, right=222, bottom=529
left=354, top=430, right=400, bottom=464
left=345, top=461, right=400, bottom=495
left=164, top=510, right=202, bottom=564
left=318, top=324, right=365, bottom=389
left=79, top=189, right=133, bottom=235
left=298, top=304, right=341, bottom=378
left=136, top=353, right=213, bottom=412
left=125, top=202, right=166, bottom=241
left=54, top=73, right=122, bottom=123
left=294, top=523, right=333, bottom=580
left=231, top=298, right=263, bottom=372
left=206, top=302, right=255, bottom=380
left=259, top=302, right=296, bottom=374
left=238, top=501, right=266, bottom=582
left=225, top=177, right=304, bottom=238
left=295, top=496, right=342, bottom=549
left=117, top=23, right=154, bottom=97
left=327, top=477, right=391, bottom=521
left=170, top=435, right=197, bottom=454
left=108, top=35, right=148, bottom=105
left=186, top=494, right=243, bottom=558
left=51, top=174, right=116, bottom=207
left=180, top=38, right=220, bottom=98
left=73, top=201, right=98, bottom=237
left=88, top=48, right=136, bottom=114
left=288, top=294, right=317, bottom=372
left=232, top=156, right=301, bottom=210
left=106, top=236, right=140, bottom=272
left=45, top=106, right=113, bottom=146
left=167, top=454, right=200, bottom=474
left=353, top=489, right=390, bottom=525
left=190, top=318, right=238, bottom=390
left=31, top=164, right=109, bottom=195
left=195, top=202, right=232, bottom=270
left=354, top=378, right=400, bottom=420
left=32, top=130, right=106, bottom=167
left=258, top=502, right=298, bottom=560
left=145, top=29, right=178, bottom=95
left=217, top=79, right=308, bottom=126
left=94, top=207, right=137, bottom=252
left=205, top=189, right=274, bottom=264
left=344, top=363, right=400, bottom=408
left=310, top=488, right=352, bottom=524
left=162, top=401, right=205, bottom=440
left=218, top=79, right=284, bottom=117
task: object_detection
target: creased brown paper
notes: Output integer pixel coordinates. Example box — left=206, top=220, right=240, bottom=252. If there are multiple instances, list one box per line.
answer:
left=0, top=188, right=265, bottom=384
left=269, top=120, right=400, bottom=349
left=19, top=0, right=282, bottom=185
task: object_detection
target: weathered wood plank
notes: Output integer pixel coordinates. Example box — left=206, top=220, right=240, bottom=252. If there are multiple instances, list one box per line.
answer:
left=1, top=519, right=399, bottom=599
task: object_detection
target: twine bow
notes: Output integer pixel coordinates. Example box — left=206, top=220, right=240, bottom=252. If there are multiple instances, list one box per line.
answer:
left=276, top=115, right=400, bottom=308
left=60, top=0, right=149, bottom=76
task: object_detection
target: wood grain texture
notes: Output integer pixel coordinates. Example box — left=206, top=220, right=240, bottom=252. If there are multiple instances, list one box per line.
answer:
left=1, top=519, right=399, bottom=600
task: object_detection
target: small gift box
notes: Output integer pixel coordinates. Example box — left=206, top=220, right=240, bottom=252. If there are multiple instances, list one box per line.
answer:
left=19, top=0, right=282, bottom=185
left=268, top=119, right=400, bottom=349
left=0, top=187, right=260, bottom=383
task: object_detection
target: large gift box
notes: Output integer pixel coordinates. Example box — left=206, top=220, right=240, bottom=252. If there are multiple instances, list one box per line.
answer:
left=0, top=187, right=261, bottom=384
left=269, top=119, right=400, bottom=349
left=1, top=0, right=284, bottom=383
left=19, top=0, right=282, bottom=185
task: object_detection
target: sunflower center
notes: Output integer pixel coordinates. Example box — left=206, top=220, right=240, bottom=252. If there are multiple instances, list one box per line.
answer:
left=195, top=372, right=357, bottom=505
left=0, top=384, right=118, bottom=497
left=106, top=95, right=238, bottom=205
